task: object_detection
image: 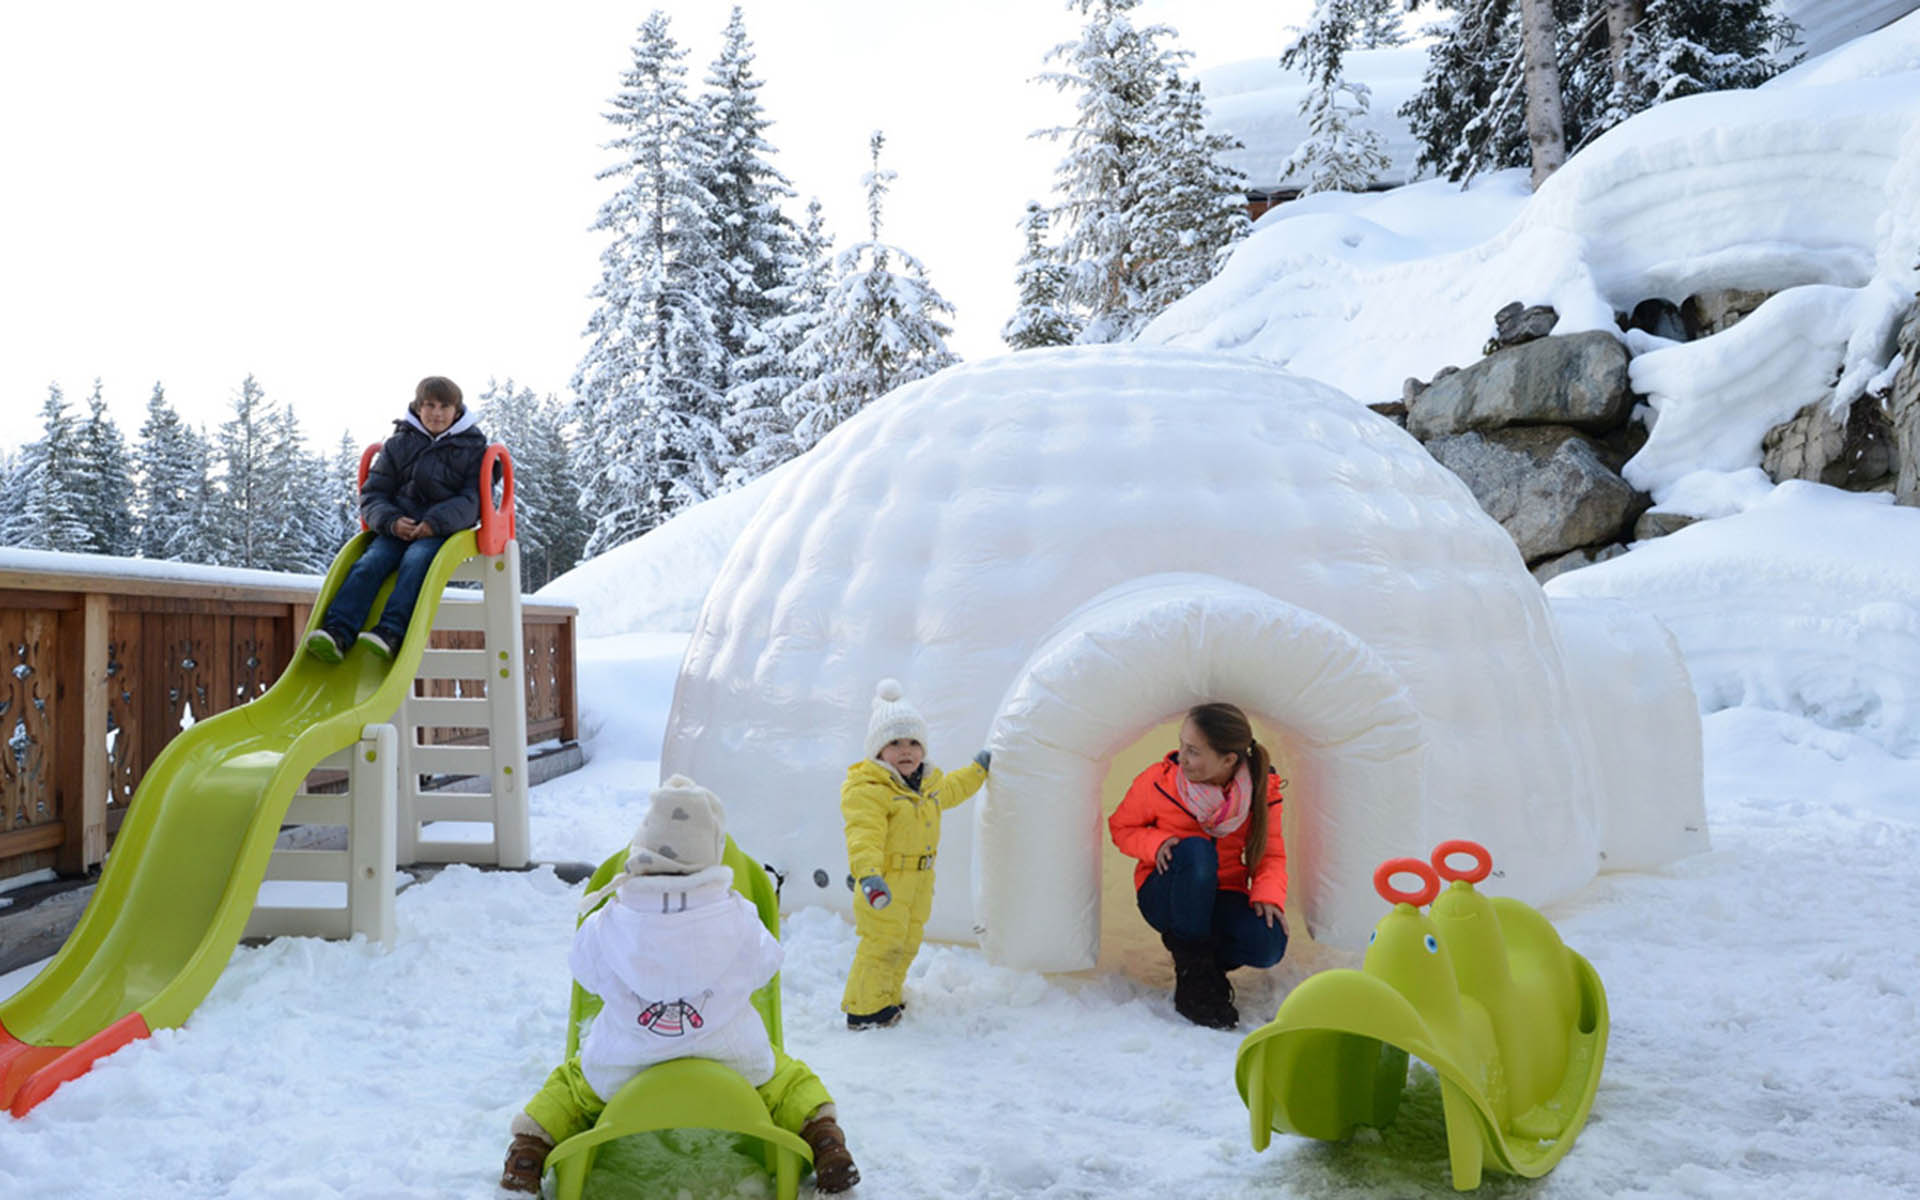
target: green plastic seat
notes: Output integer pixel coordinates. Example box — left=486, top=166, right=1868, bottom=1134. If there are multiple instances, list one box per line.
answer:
left=544, top=837, right=811, bottom=1200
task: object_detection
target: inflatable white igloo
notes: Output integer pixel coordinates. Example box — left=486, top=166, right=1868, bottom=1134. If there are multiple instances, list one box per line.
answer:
left=661, top=346, right=1705, bottom=970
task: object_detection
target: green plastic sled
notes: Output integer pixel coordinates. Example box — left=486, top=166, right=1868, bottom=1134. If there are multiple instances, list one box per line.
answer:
left=1235, top=840, right=1609, bottom=1191
left=543, top=837, right=812, bottom=1200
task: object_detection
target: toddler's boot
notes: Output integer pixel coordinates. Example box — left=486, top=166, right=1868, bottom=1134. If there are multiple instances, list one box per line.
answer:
left=801, top=1112, right=860, bottom=1194
left=499, top=1132, right=551, bottom=1194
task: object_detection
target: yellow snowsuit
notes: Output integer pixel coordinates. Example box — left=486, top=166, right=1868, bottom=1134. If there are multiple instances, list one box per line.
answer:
left=840, top=758, right=988, bottom=1015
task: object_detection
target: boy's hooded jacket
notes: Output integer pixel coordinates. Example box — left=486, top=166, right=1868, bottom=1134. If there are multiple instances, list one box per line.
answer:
left=569, top=863, right=784, bottom=1100
left=360, top=409, right=489, bottom=536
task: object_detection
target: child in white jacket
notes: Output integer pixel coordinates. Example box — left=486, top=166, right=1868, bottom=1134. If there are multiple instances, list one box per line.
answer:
left=501, top=776, right=859, bottom=1194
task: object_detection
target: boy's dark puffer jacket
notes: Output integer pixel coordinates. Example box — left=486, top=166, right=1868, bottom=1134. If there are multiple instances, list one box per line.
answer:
left=360, top=410, right=490, bottom=537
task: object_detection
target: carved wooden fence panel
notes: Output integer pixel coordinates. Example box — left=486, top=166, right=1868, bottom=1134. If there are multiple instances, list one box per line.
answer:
left=0, top=560, right=577, bottom=882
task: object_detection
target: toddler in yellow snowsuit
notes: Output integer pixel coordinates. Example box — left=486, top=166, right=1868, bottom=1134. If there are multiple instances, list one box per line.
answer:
left=841, top=678, right=989, bottom=1029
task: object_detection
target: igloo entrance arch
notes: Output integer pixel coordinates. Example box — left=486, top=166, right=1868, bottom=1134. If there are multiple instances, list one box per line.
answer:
left=976, top=576, right=1424, bottom=972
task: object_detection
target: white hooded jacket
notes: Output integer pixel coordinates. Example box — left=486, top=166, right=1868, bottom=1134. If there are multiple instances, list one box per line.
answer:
left=570, top=863, right=783, bottom=1100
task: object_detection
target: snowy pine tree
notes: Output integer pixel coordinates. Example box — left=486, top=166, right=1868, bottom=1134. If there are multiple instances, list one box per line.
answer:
left=331, top=430, right=363, bottom=548
left=75, top=381, right=137, bottom=557
left=572, top=10, right=730, bottom=555
left=1357, top=0, right=1408, bottom=47
left=478, top=379, right=588, bottom=590
left=8, top=385, right=94, bottom=553
left=1133, top=77, right=1249, bottom=309
left=1280, top=1, right=1394, bottom=195
left=1037, top=0, right=1242, bottom=341
left=783, top=132, right=958, bottom=451
left=253, top=405, right=336, bottom=574
left=211, top=375, right=279, bottom=569
left=702, top=8, right=801, bottom=399
left=1002, top=201, right=1080, bottom=350
left=135, top=384, right=214, bottom=560
left=723, top=196, right=836, bottom=485
left=1403, top=0, right=1794, bottom=182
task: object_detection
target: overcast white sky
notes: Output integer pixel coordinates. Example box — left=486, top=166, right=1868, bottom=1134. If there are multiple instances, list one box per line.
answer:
left=0, top=1, right=1311, bottom=453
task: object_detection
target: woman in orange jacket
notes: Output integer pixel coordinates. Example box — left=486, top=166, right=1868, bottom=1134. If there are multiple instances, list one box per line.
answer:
left=1108, top=702, right=1288, bottom=1029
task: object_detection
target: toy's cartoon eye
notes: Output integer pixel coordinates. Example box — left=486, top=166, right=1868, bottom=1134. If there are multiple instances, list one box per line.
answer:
left=1368, top=930, right=1377, bottom=945
left=1423, top=934, right=1439, bottom=954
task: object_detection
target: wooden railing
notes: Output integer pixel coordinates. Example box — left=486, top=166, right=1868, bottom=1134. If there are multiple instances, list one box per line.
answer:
left=0, top=550, right=577, bottom=882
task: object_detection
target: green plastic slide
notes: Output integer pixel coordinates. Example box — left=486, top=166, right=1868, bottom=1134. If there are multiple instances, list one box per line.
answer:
left=0, top=530, right=479, bottom=1117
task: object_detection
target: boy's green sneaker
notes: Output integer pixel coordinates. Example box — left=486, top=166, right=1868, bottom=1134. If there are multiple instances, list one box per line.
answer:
left=357, top=629, right=398, bottom=661
left=303, top=629, right=346, bottom=664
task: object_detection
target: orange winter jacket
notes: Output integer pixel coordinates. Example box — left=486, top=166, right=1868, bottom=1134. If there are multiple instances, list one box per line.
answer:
left=1109, top=753, right=1288, bottom=909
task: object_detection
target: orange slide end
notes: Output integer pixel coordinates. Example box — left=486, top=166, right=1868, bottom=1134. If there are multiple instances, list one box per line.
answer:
left=1, top=1012, right=151, bottom=1118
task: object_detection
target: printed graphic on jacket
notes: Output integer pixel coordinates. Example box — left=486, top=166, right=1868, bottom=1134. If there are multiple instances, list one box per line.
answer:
left=636, top=992, right=711, bottom=1037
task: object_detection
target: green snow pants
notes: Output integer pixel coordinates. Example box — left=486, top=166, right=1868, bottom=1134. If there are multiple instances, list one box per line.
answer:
left=523, top=1048, right=835, bottom=1145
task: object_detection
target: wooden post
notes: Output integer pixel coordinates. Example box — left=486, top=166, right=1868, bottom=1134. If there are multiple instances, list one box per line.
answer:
left=557, top=612, right=579, bottom=744
left=58, top=593, right=109, bottom=873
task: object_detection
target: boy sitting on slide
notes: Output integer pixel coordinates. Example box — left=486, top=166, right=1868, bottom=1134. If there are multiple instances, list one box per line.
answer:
left=304, top=375, right=487, bottom=664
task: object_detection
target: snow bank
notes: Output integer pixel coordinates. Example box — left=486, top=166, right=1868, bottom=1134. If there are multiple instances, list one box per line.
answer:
left=1548, top=482, right=1920, bottom=756
left=1198, top=47, right=1428, bottom=193
left=1146, top=15, right=1920, bottom=498
left=535, top=462, right=790, bottom=636
left=0, top=547, right=325, bottom=591
left=662, top=346, right=1701, bottom=966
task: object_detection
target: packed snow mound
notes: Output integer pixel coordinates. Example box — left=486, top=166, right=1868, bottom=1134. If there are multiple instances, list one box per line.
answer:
left=1144, top=14, right=1920, bottom=502
left=535, top=463, right=790, bottom=636
left=1548, top=481, right=1920, bottom=757
left=661, top=346, right=1704, bottom=968
left=1198, top=47, right=1426, bottom=193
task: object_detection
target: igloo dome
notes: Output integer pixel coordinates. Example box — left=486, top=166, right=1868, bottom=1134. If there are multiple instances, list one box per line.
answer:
left=660, top=346, right=1703, bottom=969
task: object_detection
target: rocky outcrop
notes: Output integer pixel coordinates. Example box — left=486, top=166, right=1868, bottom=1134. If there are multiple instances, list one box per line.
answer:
left=1633, top=510, right=1699, bottom=541
left=1762, top=395, right=1896, bottom=491
left=1530, top=543, right=1628, bottom=586
left=1895, top=306, right=1920, bottom=506
left=1408, top=331, right=1633, bottom=440
left=1681, top=288, right=1773, bottom=338
left=1490, top=301, right=1560, bottom=350
left=1426, top=427, right=1649, bottom=563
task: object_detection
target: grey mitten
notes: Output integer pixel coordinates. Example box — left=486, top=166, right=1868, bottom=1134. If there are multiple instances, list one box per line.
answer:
left=973, top=749, right=992, bottom=771
left=859, top=875, right=892, bottom=909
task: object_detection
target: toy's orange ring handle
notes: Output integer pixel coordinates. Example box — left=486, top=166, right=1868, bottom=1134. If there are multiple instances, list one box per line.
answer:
left=1431, top=839, right=1492, bottom=884
left=1374, top=858, right=1440, bottom=908
left=356, top=444, right=381, bottom=531
left=477, top=443, right=516, bottom=556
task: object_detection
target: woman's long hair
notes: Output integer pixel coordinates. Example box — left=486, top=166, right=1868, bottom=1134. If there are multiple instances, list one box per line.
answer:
left=1186, top=702, right=1270, bottom=874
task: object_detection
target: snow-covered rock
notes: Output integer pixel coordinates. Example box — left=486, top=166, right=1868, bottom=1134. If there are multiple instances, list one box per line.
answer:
left=1408, top=331, right=1631, bottom=439
left=1145, top=14, right=1920, bottom=504
left=1425, top=427, right=1645, bottom=563
left=659, top=347, right=1704, bottom=969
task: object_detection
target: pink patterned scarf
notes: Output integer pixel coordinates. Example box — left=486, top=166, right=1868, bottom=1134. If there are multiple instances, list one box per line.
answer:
left=1173, top=763, right=1253, bottom=838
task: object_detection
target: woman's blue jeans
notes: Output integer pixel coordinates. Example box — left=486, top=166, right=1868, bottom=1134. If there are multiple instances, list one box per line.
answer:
left=322, top=533, right=446, bottom=641
left=1136, top=836, right=1289, bottom=970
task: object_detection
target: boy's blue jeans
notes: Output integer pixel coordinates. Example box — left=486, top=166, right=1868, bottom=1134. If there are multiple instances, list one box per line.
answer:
left=1135, top=836, right=1289, bottom=971
left=322, top=533, right=447, bottom=641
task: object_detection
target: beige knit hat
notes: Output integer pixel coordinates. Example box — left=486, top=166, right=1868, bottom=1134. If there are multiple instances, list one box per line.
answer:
left=864, top=677, right=929, bottom=760
left=580, top=776, right=728, bottom=910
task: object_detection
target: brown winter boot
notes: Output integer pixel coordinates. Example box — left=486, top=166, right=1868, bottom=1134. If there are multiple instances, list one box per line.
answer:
left=499, top=1133, right=551, bottom=1194
left=801, top=1112, right=861, bottom=1194
left=1163, top=934, right=1238, bottom=1029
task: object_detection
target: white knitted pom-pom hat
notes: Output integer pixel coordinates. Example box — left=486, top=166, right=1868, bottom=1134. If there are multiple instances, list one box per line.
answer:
left=864, top=677, right=930, bottom=761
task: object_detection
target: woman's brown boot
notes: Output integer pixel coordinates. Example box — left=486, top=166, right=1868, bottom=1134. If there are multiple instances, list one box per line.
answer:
left=801, top=1112, right=861, bottom=1193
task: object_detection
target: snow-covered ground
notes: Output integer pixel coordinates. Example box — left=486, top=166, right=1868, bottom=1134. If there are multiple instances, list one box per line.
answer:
left=6, top=492, right=1920, bottom=1196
